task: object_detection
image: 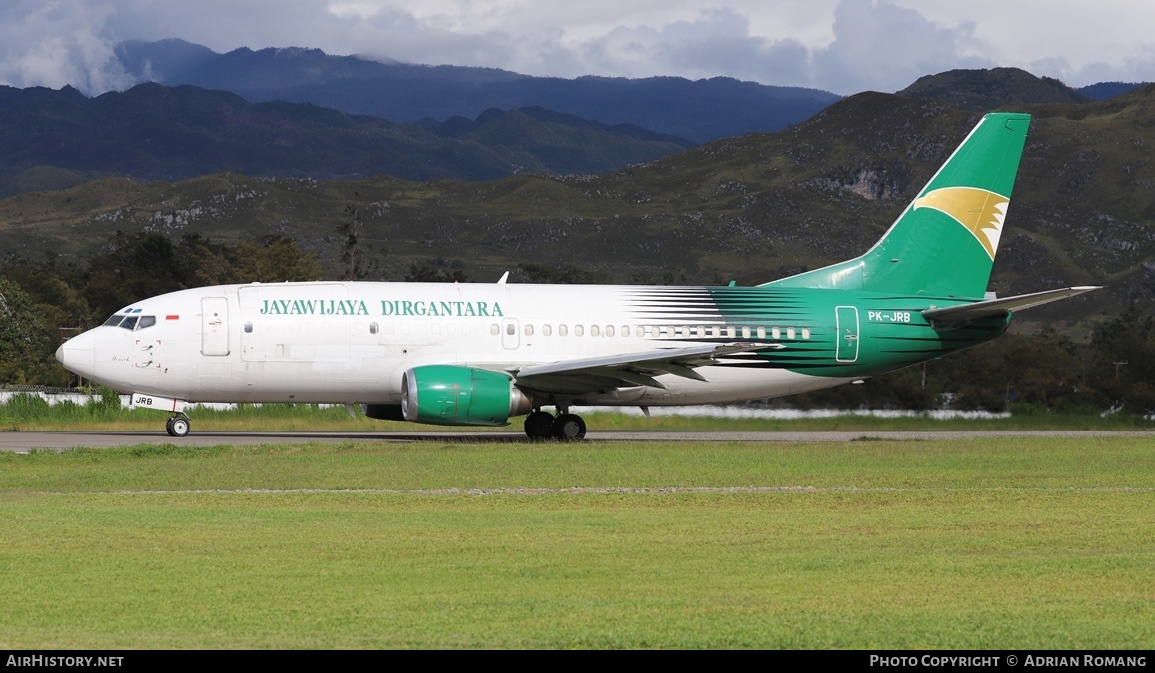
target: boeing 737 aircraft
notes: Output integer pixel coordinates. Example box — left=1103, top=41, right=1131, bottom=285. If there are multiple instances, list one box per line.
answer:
left=56, top=112, right=1097, bottom=439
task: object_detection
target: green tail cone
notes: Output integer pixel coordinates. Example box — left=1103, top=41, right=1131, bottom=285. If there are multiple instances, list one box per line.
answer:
left=766, top=113, right=1030, bottom=299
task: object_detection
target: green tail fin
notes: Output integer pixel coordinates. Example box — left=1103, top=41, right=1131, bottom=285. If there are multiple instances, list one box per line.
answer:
left=766, top=112, right=1030, bottom=298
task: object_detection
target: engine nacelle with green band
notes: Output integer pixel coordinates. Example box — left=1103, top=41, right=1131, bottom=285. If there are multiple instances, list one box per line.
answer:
left=401, top=365, right=533, bottom=426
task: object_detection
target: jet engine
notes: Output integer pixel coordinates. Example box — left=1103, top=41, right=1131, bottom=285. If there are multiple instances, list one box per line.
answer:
left=401, top=365, right=533, bottom=426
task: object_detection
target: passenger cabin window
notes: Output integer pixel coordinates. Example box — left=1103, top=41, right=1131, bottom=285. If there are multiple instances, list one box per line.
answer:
left=506, top=324, right=516, bottom=336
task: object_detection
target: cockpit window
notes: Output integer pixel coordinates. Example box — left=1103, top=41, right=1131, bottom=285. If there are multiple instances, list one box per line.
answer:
left=103, top=313, right=157, bottom=330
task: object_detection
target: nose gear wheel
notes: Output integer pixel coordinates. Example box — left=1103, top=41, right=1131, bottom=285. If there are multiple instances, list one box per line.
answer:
left=165, top=415, right=191, bottom=437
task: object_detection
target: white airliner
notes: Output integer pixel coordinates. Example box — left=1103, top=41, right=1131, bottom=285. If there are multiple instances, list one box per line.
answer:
left=56, top=113, right=1097, bottom=439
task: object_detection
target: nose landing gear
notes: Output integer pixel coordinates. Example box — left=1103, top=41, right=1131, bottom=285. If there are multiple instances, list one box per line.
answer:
left=523, top=408, right=587, bottom=441
left=165, top=415, right=191, bottom=437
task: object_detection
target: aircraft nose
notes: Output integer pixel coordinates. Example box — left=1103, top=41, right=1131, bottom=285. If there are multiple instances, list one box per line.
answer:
left=57, top=330, right=97, bottom=378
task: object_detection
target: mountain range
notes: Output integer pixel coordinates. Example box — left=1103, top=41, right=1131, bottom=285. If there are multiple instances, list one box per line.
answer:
left=0, top=82, right=697, bottom=195
left=114, top=39, right=842, bottom=144
left=0, top=37, right=847, bottom=196
left=114, top=40, right=1148, bottom=135
left=3, top=41, right=1147, bottom=200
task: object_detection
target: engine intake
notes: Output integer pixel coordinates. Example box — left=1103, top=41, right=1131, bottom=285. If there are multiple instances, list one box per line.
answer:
left=401, top=365, right=532, bottom=426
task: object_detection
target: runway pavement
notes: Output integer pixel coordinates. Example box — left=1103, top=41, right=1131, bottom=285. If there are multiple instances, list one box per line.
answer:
left=2, top=429, right=1153, bottom=451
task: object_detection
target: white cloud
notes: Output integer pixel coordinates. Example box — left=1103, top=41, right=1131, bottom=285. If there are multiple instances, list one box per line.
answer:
left=811, top=0, right=995, bottom=93
left=567, top=7, right=813, bottom=85
left=891, top=0, right=1155, bottom=87
left=1, top=0, right=1153, bottom=96
left=1058, top=46, right=1155, bottom=87
left=0, top=0, right=135, bottom=94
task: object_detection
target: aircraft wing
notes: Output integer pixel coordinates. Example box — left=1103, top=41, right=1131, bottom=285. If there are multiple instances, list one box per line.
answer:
left=513, top=342, right=777, bottom=390
left=921, top=286, right=1102, bottom=323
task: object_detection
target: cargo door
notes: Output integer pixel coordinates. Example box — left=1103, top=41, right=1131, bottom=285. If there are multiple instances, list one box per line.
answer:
left=835, top=306, right=859, bottom=363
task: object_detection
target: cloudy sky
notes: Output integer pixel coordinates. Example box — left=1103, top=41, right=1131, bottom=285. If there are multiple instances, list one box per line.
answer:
left=2, top=0, right=1153, bottom=96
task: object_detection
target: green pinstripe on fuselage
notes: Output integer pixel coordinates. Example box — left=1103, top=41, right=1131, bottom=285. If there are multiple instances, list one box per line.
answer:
left=623, top=285, right=1008, bottom=380
left=712, top=287, right=1008, bottom=379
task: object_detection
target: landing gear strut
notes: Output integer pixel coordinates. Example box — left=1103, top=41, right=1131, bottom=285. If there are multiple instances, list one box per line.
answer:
left=165, top=415, right=191, bottom=438
left=523, top=408, right=587, bottom=441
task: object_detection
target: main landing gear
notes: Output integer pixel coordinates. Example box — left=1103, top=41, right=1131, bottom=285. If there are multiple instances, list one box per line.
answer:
left=524, top=409, right=587, bottom=441
left=165, top=414, right=191, bottom=438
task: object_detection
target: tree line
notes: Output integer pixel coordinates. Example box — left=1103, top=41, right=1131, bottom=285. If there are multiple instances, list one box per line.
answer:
left=1, top=231, right=1152, bottom=416
left=0, top=231, right=322, bottom=384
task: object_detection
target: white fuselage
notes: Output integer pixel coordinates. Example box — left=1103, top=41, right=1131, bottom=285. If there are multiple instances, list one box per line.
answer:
left=57, top=281, right=852, bottom=409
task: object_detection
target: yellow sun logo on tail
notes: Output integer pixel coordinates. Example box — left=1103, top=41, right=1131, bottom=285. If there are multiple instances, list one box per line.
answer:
left=913, top=187, right=1009, bottom=260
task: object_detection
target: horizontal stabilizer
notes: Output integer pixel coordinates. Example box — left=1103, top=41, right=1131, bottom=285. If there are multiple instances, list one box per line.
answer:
left=921, top=286, right=1101, bottom=322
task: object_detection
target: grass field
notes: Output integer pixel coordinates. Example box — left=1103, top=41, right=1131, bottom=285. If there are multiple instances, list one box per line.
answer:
left=3, top=392, right=1154, bottom=433
left=1, top=435, right=1153, bottom=649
